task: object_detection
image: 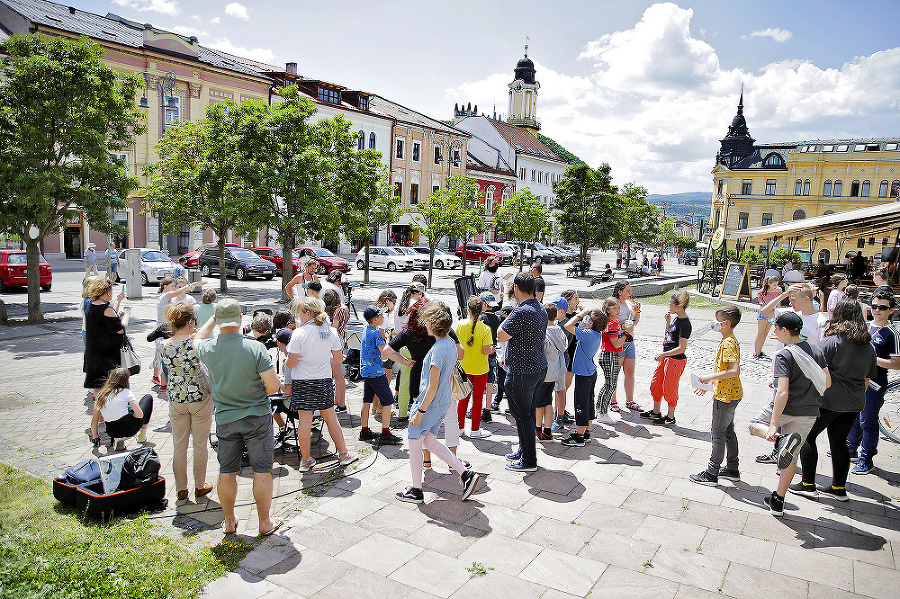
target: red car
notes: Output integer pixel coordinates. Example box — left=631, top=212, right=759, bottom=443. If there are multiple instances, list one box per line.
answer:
left=295, top=247, right=351, bottom=274
left=0, top=250, right=52, bottom=292
left=182, top=243, right=239, bottom=268
left=455, top=244, right=512, bottom=265
left=251, top=247, right=301, bottom=276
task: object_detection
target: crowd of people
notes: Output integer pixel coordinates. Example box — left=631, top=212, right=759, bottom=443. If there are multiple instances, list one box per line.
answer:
left=80, top=251, right=895, bottom=526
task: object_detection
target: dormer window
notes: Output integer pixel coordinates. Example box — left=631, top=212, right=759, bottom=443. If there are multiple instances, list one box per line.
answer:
left=763, top=153, right=785, bottom=168
left=359, top=96, right=368, bottom=111
left=318, top=87, right=339, bottom=104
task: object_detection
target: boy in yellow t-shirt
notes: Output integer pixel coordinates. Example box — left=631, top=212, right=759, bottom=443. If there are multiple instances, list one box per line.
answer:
left=690, top=306, right=743, bottom=486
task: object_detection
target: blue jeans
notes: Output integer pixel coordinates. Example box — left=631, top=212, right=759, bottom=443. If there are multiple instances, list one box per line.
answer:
left=506, top=370, right=545, bottom=467
left=847, top=385, right=886, bottom=463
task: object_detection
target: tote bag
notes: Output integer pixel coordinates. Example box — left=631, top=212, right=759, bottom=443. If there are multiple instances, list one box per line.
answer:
left=120, top=337, right=141, bottom=375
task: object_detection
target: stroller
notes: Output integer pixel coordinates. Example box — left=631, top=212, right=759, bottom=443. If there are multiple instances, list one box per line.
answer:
left=343, top=319, right=365, bottom=382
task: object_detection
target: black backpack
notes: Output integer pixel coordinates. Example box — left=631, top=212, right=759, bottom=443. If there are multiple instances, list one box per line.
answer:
left=119, top=447, right=161, bottom=489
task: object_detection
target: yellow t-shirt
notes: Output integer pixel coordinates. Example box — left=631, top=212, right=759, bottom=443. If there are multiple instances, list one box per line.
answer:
left=456, top=319, right=491, bottom=376
left=713, top=334, right=743, bottom=402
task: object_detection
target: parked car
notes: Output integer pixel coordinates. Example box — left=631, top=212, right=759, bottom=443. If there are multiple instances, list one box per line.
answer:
left=394, top=246, right=428, bottom=270
left=484, top=244, right=516, bottom=264
left=524, top=242, right=558, bottom=263
left=182, top=242, right=239, bottom=268
left=678, top=251, right=699, bottom=265
left=251, top=247, right=301, bottom=276
left=199, top=247, right=275, bottom=280
left=551, top=245, right=577, bottom=261
left=0, top=250, right=52, bottom=292
left=456, top=244, right=512, bottom=265
left=296, top=247, right=351, bottom=274
left=137, top=248, right=176, bottom=285
left=411, top=246, right=461, bottom=269
left=354, top=246, right=414, bottom=271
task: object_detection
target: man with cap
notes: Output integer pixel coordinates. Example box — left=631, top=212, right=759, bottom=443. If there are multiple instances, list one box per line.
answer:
left=194, top=298, right=283, bottom=536
left=358, top=305, right=403, bottom=445
left=84, top=242, right=99, bottom=277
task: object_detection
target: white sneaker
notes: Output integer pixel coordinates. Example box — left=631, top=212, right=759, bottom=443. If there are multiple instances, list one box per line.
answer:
left=469, top=429, right=492, bottom=439
left=597, top=413, right=616, bottom=425
left=137, top=429, right=147, bottom=443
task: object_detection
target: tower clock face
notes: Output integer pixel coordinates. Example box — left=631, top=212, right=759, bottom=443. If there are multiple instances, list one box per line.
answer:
left=513, top=82, right=523, bottom=92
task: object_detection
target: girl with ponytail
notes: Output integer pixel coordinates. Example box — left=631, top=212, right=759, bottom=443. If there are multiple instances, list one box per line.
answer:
left=455, top=295, right=494, bottom=438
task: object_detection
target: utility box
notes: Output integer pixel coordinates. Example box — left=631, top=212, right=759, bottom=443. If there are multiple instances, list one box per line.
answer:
left=122, top=249, right=143, bottom=299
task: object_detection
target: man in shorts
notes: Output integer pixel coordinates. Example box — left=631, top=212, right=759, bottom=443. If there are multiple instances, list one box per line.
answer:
left=195, top=298, right=283, bottom=535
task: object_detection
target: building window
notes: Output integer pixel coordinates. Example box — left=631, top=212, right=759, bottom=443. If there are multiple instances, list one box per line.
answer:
left=793, top=209, right=806, bottom=220
left=861, top=180, right=870, bottom=197
left=318, top=87, right=339, bottom=104
left=369, top=132, right=376, bottom=149
left=453, top=150, right=460, bottom=164
left=433, top=185, right=439, bottom=194
left=714, top=208, right=721, bottom=228
left=803, top=180, right=810, bottom=196
left=538, top=171, right=542, bottom=184
left=164, top=96, right=181, bottom=125
left=858, top=238, right=866, bottom=248
left=741, top=179, right=752, bottom=195
left=393, top=182, right=402, bottom=200
left=763, top=153, right=785, bottom=167
left=485, top=185, right=495, bottom=215
left=833, top=180, right=843, bottom=197
left=395, top=138, right=404, bottom=159
left=519, top=168, right=526, bottom=180
left=819, top=249, right=831, bottom=263
left=850, top=180, right=860, bottom=197
left=412, top=142, right=421, bottom=162
left=359, top=96, right=368, bottom=111
left=717, top=179, right=723, bottom=195
left=434, top=147, right=442, bottom=164
left=879, top=180, right=890, bottom=197
left=893, top=180, right=900, bottom=198
left=794, top=179, right=802, bottom=196
left=823, top=180, right=832, bottom=196
left=531, top=169, right=536, bottom=182
left=765, top=179, right=776, bottom=195
left=357, top=130, right=364, bottom=151
left=823, top=210, right=835, bottom=215
left=737, top=212, right=749, bottom=230
left=410, top=183, right=419, bottom=205
left=761, top=213, right=773, bottom=226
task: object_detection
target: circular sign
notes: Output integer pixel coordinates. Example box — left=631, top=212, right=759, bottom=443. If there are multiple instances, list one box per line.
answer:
left=710, top=227, right=726, bottom=250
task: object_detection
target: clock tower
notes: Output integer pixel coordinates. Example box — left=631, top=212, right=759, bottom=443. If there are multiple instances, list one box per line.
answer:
left=507, top=47, right=540, bottom=134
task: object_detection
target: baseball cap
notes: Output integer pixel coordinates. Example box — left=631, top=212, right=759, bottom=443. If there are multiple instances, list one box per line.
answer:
left=275, top=327, right=293, bottom=346
left=551, top=297, right=569, bottom=311
left=363, top=305, right=386, bottom=322
left=215, top=298, right=242, bottom=327
left=479, top=292, right=499, bottom=306
left=774, top=310, right=803, bottom=333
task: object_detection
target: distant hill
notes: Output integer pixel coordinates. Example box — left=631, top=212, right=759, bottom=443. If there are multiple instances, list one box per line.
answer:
left=537, top=133, right=585, bottom=165
left=646, top=192, right=711, bottom=221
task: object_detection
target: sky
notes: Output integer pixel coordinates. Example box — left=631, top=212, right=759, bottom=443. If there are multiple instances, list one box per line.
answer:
left=75, top=0, right=900, bottom=194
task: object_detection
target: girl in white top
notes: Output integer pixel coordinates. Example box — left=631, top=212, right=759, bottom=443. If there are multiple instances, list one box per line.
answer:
left=90, top=367, right=153, bottom=451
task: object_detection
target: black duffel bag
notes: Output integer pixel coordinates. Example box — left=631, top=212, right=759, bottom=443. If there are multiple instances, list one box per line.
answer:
left=119, top=447, right=161, bottom=490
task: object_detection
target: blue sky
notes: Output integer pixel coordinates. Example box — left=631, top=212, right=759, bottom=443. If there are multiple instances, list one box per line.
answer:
left=75, top=1, right=900, bottom=193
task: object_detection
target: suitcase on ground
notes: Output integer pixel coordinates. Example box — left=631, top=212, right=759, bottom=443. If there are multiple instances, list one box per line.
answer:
left=73, top=476, right=166, bottom=519
left=53, top=459, right=102, bottom=506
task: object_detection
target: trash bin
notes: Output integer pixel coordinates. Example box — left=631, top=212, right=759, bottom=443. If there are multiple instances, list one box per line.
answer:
left=453, top=275, right=477, bottom=318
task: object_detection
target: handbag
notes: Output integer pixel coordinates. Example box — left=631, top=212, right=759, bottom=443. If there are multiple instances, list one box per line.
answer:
left=450, top=363, right=473, bottom=402
left=118, top=447, right=161, bottom=490
left=120, top=337, right=141, bottom=375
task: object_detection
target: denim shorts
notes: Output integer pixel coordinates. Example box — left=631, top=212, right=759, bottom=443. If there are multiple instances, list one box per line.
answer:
left=487, top=354, right=498, bottom=384
left=216, top=414, right=274, bottom=474
left=620, top=340, right=636, bottom=360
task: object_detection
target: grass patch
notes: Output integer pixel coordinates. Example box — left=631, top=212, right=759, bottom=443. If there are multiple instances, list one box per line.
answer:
left=636, top=291, right=746, bottom=311
left=466, top=561, right=494, bottom=578
left=0, top=464, right=252, bottom=598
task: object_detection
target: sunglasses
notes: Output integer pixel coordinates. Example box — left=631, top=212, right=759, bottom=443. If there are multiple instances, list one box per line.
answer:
left=871, top=304, right=891, bottom=311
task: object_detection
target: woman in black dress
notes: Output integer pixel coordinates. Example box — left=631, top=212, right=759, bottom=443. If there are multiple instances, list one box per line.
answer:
left=83, top=278, right=131, bottom=392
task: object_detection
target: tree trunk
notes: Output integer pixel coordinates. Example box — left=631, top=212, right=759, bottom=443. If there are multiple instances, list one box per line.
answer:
left=281, top=232, right=295, bottom=303
left=363, top=239, right=370, bottom=283
left=0, top=299, right=7, bottom=323
left=461, top=240, right=468, bottom=277
left=518, top=244, right=525, bottom=271
left=217, top=237, right=228, bottom=293
left=427, top=242, right=435, bottom=289
left=25, top=238, right=44, bottom=322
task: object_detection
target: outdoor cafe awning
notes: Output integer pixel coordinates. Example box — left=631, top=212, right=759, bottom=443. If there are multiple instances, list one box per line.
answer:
left=729, top=202, right=900, bottom=241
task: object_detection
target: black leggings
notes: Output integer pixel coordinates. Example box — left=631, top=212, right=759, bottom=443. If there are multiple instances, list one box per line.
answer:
left=106, top=393, right=154, bottom=439
left=799, top=408, right=859, bottom=488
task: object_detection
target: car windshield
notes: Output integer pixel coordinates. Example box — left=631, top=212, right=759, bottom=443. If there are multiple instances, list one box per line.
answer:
left=142, top=251, right=168, bottom=262
left=232, top=250, right=260, bottom=260
left=6, top=253, right=48, bottom=264
left=384, top=247, right=402, bottom=255
left=274, top=250, right=300, bottom=258
left=534, top=243, right=549, bottom=250
left=313, top=248, right=335, bottom=257
left=398, top=248, right=415, bottom=254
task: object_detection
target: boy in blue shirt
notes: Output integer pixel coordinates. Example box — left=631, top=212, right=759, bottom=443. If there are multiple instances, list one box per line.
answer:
left=561, top=307, right=610, bottom=446
left=359, top=305, right=403, bottom=445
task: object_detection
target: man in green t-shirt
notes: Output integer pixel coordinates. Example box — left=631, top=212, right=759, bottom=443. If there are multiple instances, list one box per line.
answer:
left=195, top=298, right=282, bottom=536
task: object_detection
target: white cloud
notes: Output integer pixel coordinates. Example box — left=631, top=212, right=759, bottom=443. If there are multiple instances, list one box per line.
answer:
left=742, top=28, right=793, bottom=43
left=191, top=14, right=200, bottom=21
left=111, top=0, right=179, bottom=16
left=211, top=16, right=220, bottom=24
left=206, top=38, right=273, bottom=63
left=224, top=3, right=249, bottom=20
left=451, top=2, right=900, bottom=193
left=171, top=25, right=207, bottom=38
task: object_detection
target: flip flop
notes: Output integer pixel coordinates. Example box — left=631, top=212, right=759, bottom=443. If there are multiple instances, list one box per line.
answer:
left=259, top=518, right=284, bottom=537
left=222, top=520, right=238, bottom=534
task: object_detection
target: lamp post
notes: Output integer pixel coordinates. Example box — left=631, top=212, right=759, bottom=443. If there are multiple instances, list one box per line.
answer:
left=139, top=72, right=177, bottom=256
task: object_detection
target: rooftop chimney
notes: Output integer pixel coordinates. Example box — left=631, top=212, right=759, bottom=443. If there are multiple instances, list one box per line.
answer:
left=286, top=62, right=297, bottom=76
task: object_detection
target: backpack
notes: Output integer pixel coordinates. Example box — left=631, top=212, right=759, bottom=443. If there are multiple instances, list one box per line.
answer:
left=118, top=447, right=161, bottom=489
left=64, top=459, right=101, bottom=485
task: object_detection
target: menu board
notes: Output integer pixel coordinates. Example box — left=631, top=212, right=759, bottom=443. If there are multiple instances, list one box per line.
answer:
left=720, top=262, right=751, bottom=300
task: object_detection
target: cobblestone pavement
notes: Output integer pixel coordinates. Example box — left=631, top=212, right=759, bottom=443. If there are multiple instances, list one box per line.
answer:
left=2, top=269, right=900, bottom=598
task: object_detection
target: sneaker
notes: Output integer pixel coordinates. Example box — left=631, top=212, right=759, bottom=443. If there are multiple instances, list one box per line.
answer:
left=460, top=470, right=481, bottom=500
left=114, top=440, right=127, bottom=452
left=597, top=413, right=616, bottom=425
left=561, top=434, right=585, bottom=447
left=689, top=471, right=718, bottom=486
left=640, top=410, right=661, bottom=420
left=764, top=491, right=785, bottom=517
left=788, top=481, right=818, bottom=498
left=334, top=405, right=348, bottom=414
left=537, top=431, right=553, bottom=441
left=481, top=408, right=492, bottom=423
left=490, top=402, right=501, bottom=412
left=652, top=416, right=676, bottom=426
left=582, top=430, right=591, bottom=441
left=609, top=399, right=621, bottom=413
left=775, top=432, right=802, bottom=469
left=505, top=449, right=522, bottom=462
left=358, top=429, right=379, bottom=442
left=298, top=457, right=316, bottom=472
left=550, top=419, right=567, bottom=433
left=137, top=429, right=147, bottom=443
left=338, top=452, right=359, bottom=466
left=396, top=486, right=424, bottom=504
left=852, top=460, right=873, bottom=475
left=756, top=448, right=778, bottom=464
left=468, top=429, right=492, bottom=439
left=562, top=411, right=574, bottom=424
left=505, top=460, right=537, bottom=472
left=718, top=468, right=741, bottom=482
left=378, top=432, right=404, bottom=446
left=158, top=385, right=168, bottom=392
left=626, top=400, right=642, bottom=411
left=397, top=416, right=409, bottom=423
left=758, top=352, right=770, bottom=360
left=817, top=484, right=849, bottom=502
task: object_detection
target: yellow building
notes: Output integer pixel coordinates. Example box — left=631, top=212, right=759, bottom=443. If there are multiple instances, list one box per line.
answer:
left=711, top=94, right=900, bottom=263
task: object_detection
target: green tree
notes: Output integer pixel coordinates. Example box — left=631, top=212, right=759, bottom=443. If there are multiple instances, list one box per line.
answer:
left=144, top=103, right=262, bottom=292
left=0, top=34, right=145, bottom=321
left=443, top=176, right=485, bottom=277
left=739, top=248, right=765, bottom=264
left=552, top=163, right=618, bottom=264
left=673, top=235, right=698, bottom=252
left=495, top=189, right=549, bottom=270
left=615, top=183, right=661, bottom=261
left=769, top=247, right=800, bottom=268
left=654, top=217, right=679, bottom=248
left=412, top=189, right=459, bottom=287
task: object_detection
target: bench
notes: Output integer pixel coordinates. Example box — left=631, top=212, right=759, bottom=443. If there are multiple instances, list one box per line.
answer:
left=627, top=264, right=653, bottom=278
left=566, top=262, right=590, bottom=277
left=749, top=265, right=765, bottom=289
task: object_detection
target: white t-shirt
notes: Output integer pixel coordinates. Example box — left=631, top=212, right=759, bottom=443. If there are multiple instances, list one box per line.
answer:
left=98, top=388, right=134, bottom=422
left=320, top=280, right=344, bottom=305
left=478, top=270, right=500, bottom=292
left=774, top=307, right=828, bottom=346
left=783, top=269, right=805, bottom=283
left=287, top=322, right=342, bottom=380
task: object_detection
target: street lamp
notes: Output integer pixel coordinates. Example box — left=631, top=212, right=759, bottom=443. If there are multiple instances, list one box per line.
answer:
left=138, top=71, right=177, bottom=256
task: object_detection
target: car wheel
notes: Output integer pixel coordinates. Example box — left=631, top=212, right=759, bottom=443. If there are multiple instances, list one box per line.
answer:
left=265, top=274, right=274, bottom=280
left=236, top=267, right=247, bottom=280
left=200, top=264, right=211, bottom=276
left=0, top=278, right=7, bottom=292
left=140, top=271, right=148, bottom=285
left=387, top=262, right=397, bottom=272
left=317, top=262, right=328, bottom=275
left=41, top=284, right=51, bottom=292
left=436, top=260, right=444, bottom=269
left=356, top=260, right=366, bottom=270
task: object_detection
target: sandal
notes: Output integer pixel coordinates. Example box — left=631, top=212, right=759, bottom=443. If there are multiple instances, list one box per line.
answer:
left=609, top=399, right=621, bottom=413
left=423, top=460, right=431, bottom=469
left=626, top=400, right=642, bottom=412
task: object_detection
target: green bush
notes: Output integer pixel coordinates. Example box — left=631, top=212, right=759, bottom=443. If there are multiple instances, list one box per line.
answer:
left=739, top=249, right=765, bottom=264
left=703, top=247, right=737, bottom=270
left=769, top=248, right=800, bottom=268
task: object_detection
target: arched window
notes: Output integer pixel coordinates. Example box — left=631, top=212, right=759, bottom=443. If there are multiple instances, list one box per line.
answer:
left=714, top=208, right=721, bottom=228
left=823, top=180, right=832, bottom=196
left=793, top=209, right=806, bottom=220
left=861, top=180, right=870, bottom=197
left=879, top=180, right=890, bottom=197
left=357, top=130, right=365, bottom=151
left=850, top=180, right=860, bottom=197
left=823, top=210, right=835, bottom=215
left=803, top=179, right=810, bottom=196
left=368, top=132, right=376, bottom=149
left=794, top=179, right=802, bottom=195
left=833, top=180, right=843, bottom=197
left=818, top=249, right=831, bottom=263
left=763, top=153, right=785, bottom=167
left=892, top=180, right=900, bottom=198
left=485, top=185, right=496, bottom=215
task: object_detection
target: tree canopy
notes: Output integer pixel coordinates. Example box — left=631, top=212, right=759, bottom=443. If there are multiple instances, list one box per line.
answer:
left=614, top=183, right=661, bottom=259
left=413, top=188, right=461, bottom=287
left=552, top=163, right=618, bottom=264
left=495, top=189, right=549, bottom=270
left=443, top=176, right=485, bottom=277
left=0, top=34, right=145, bottom=320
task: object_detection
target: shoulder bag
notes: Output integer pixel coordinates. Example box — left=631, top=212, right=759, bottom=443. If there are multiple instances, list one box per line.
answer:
left=120, top=336, right=141, bottom=375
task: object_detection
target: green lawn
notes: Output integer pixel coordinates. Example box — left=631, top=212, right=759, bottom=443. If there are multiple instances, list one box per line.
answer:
left=0, top=464, right=252, bottom=599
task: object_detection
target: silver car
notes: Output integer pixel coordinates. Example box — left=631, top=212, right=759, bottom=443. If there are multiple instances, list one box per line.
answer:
left=138, top=249, right=175, bottom=285
left=394, top=246, right=429, bottom=270
left=354, top=246, right=414, bottom=271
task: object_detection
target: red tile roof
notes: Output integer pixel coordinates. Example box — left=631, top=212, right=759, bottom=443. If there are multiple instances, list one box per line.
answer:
left=486, top=118, right=562, bottom=161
